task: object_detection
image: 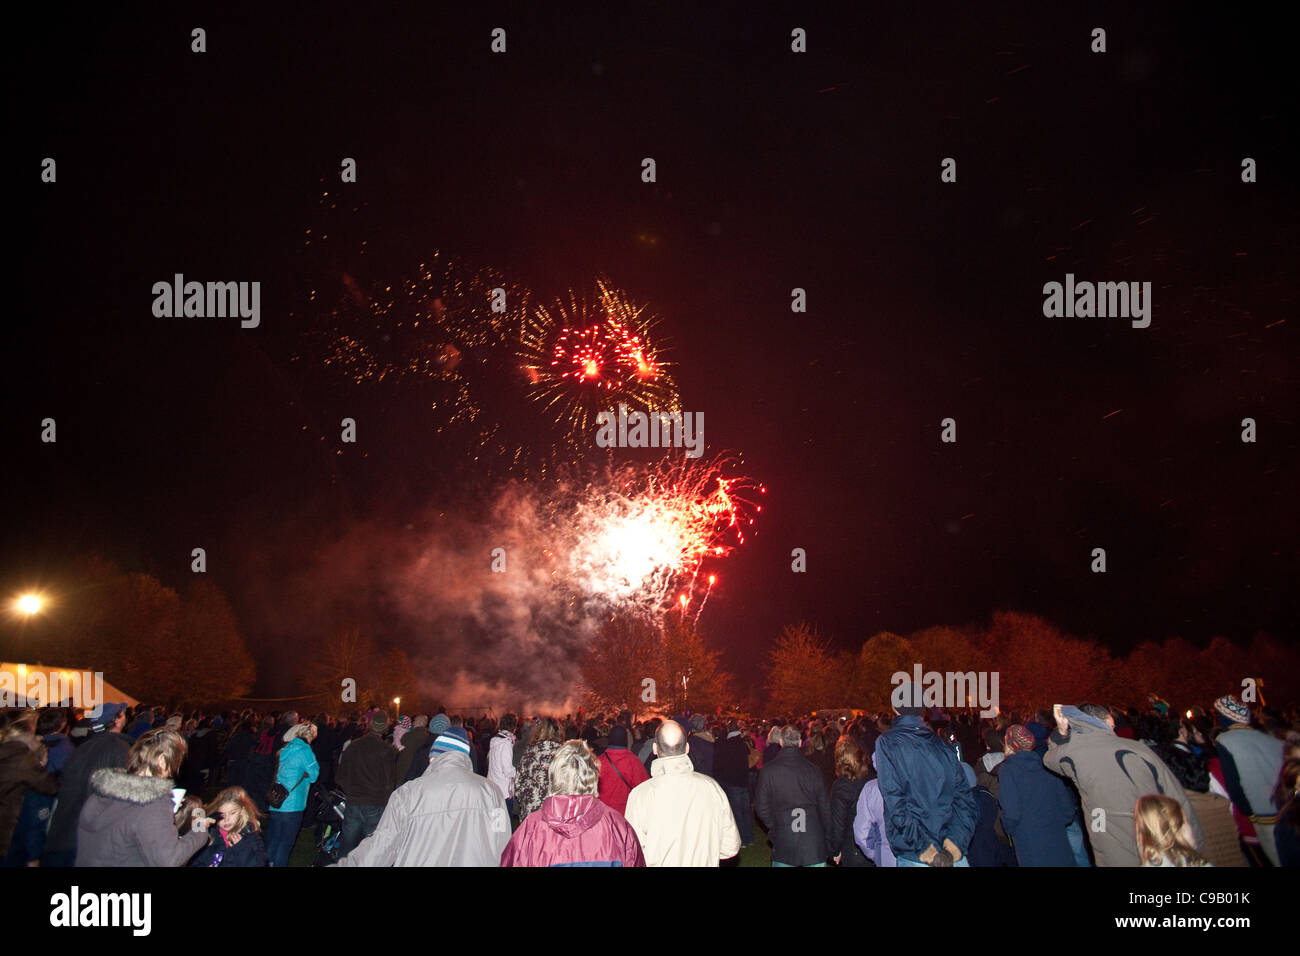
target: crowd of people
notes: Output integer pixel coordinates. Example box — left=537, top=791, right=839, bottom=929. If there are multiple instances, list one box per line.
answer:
left=0, top=689, right=1296, bottom=868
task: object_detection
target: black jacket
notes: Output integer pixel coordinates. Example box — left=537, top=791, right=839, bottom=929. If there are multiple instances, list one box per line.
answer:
left=189, top=824, right=269, bottom=867
left=336, top=732, right=396, bottom=807
left=713, top=734, right=751, bottom=789
left=829, top=776, right=872, bottom=866
left=755, top=747, right=833, bottom=866
left=44, top=731, right=130, bottom=855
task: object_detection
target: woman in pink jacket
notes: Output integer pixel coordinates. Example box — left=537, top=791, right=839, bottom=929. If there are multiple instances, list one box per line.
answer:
left=502, top=741, right=644, bottom=867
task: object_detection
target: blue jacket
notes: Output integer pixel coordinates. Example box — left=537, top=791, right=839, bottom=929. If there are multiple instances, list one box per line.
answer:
left=272, top=738, right=319, bottom=814
left=997, top=749, right=1077, bottom=866
left=875, top=715, right=978, bottom=861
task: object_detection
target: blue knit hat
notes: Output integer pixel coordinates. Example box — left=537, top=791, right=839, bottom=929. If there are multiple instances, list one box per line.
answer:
left=430, top=714, right=450, bottom=735
left=430, top=726, right=471, bottom=758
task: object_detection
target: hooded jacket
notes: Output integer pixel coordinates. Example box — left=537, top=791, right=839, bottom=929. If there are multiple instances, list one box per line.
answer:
left=1043, top=711, right=1203, bottom=867
left=624, top=753, right=740, bottom=866
left=75, top=769, right=207, bottom=867
left=501, top=794, right=644, bottom=867
left=334, top=751, right=509, bottom=867
left=874, top=714, right=978, bottom=862
left=272, top=738, right=320, bottom=814
left=755, top=746, right=833, bottom=865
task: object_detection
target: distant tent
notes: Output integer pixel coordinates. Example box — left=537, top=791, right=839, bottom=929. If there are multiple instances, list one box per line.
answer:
left=0, top=662, right=139, bottom=713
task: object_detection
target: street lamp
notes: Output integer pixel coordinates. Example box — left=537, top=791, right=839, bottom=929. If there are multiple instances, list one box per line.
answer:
left=16, top=594, right=43, bottom=615
left=393, top=696, right=401, bottom=718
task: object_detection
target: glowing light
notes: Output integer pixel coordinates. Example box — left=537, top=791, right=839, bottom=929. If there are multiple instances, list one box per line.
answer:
left=16, top=594, right=42, bottom=615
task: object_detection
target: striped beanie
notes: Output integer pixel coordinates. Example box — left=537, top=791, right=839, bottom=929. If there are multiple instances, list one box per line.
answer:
left=430, top=714, right=450, bottom=735
left=1006, top=724, right=1035, bottom=753
left=430, top=727, right=471, bottom=758
left=1213, top=695, right=1250, bottom=725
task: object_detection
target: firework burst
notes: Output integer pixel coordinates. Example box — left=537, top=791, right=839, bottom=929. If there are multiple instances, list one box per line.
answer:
left=557, top=455, right=764, bottom=624
left=521, top=279, right=680, bottom=446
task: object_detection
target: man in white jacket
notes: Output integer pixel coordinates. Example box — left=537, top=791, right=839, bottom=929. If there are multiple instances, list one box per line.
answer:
left=487, top=714, right=518, bottom=821
left=624, top=720, right=741, bottom=866
left=336, top=728, right=510, bottom=867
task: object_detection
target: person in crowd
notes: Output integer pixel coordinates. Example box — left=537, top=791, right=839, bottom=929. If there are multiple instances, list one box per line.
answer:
left=190, top=786, right=269, bottom=867
left=0, top=711, right=59, bottom=865
left=755, top=724, right=832, bottom=867
left=803, top=727, right=835, bottom=788
left=713, top=720, right=755, bottom=847
left=1211, top=694, right=1285, bottom=866
left=596, top=724, right=650, bottom=816
left=1135, top=794, right=1211, bottom=867
left=487, top=713, right=518, bottom=819
left=853, top=752, right=897, bottom=867
left=501, top=740, right=644, bottom=867
left=996, top=724, right=1076, bottom=866
left=271, top=711, right=299, bottom=755
left=687, top=714, right=716, bottom=777
left=244, top=715, right=279, bottom=813
left=1044, top=703, right=1203, bottom=867
left=624, top=720, right=740, bottom=866
left=829, top=736, right=871, bottom=866
left=516, top=717, right=564, bottom=820
left=266, top=721, right=319, bottom=867
left=875, top=700, right=978, bottom=867
left=1272, top=758, right=1299, bottom=867
left=43, top=703, right=130, bottom=866
left=76, top=728, right=209, bottom=866
left=395, top=715, right=430, bottom=783
left=336, top=727, right=509, bottom=866
left=1156, top=717, right=1245, bottom=867
left=335, top=710, right=396, bottom=858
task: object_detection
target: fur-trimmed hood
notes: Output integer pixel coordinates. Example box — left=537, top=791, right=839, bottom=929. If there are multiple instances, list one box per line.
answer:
left=89, top=767, right=174, bottom=805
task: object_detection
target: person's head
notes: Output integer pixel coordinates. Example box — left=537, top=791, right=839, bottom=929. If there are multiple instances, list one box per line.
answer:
left=654, top=720, right=689, bottom=758
left=36, top=707, right=68, bottom=737
left=127, top=728, right=187, bottom=779
left=607, top=725, right=629, bottom=749
left=500, top=713, right=517, bottom=734
left=547, top=740, right=600, bottom=797
left=413, top=714, right=429, bottom=729
left=281, top=710, right=299, bottom=726
left=1004, top=725, right=1035, bottom=756
left=1134, top=794, right=1205, bottom=866
left=369, top=710, right=389, bottom=735
left=284, top=721, right=317, bottom=745
left=834, top=736, right=868, bottom=780
left=530, top=716, right=563, bottom=747
left=767, top=725, right=783, bottom=746
left=1078, top=703, right=1114, bottom=729
left=780, top=724, right=802, bottom=749
left=206, top=787, right=263, bottom=834
left=0, top=710, right=39, bottom=750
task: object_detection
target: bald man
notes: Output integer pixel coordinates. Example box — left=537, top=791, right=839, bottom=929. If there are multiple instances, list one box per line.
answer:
left=624, top=720, right=740, bottom=866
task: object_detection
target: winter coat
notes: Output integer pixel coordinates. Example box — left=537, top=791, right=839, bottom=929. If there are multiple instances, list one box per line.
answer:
left=1044, top=721, right=1203, bottom=867
left=334, top=751, right=509, bottom=867
left=997, top=749, right=1077, bottom=866
left=853, top=778, right=897, bottom=867
left=76, top=769, right=207, bottom=867
left=271, top=738, right=319, bottom=814
left=501, top=794, right=644, bottom=867
left=829, top=776, right=871, bottom=866
left=875, top=714, right=979, bottom=862
left=188, top=823, right=269, bottom=867
left=713, top=734, right=751, bottom=789
left=596, top=746, right=650, bottom=816
left=515, top=741, right=560, bottom=820
left=335, top=732, right=395, bottom=808
left=394, top=727, right=429, bottom=784
left=624, top=753, right=740, bottom=866
left=967, top=787, right=1017, bottom=867
left=1214, top=725, right=1284, bottom=822
left=755, top=747, right=833, bottom=865
left=45, top=730, right=130, bottom=856
left=487, top=732, right=517, bottom=801
left=0, top=742, right=58, bottom=856
left=688, top=733, right=715, bottom=777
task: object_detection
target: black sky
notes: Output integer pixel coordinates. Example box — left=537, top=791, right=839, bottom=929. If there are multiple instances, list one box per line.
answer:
left=8, top=3, right=1297, bottom=698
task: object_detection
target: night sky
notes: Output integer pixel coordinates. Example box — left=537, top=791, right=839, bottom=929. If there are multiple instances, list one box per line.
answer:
left=8, top=4, right=1297, bottom=700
